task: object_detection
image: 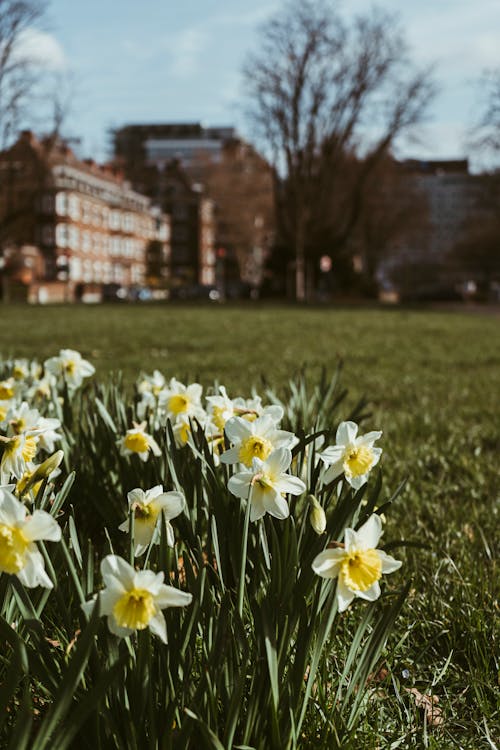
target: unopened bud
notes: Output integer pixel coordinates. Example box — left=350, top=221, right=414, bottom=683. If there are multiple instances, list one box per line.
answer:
left=308, top=494, right=326, bottom=535
left=31, top=450, right=64, bottom=482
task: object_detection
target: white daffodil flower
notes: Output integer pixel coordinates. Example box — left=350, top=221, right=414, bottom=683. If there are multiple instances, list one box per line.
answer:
left=5, top=402, right=61, bottom=453
left=44, top=349, right=95, bottom=390
left=10, top=359, right=30, bottom=381
left=0, top=399, right=14, bottom=426
left=319, top=421, right=382, bottom=489
left=312, top=514, right=401, bottom=612
left=0, top=379, right=16, bottom=401
left=158, top=378, right=205, bottom=423
left=25, top=374, right=56, bottom=403
left=137, top=370, right=166, bottom=397
left=227, top=447, right=306, bottom=521
left=206, top=386, right=284, bottom=431
left=119, top=486, right=185, bottom=555
left=0, top=487, right=61, bottom=588
left=206, top=386, right=237, bottom=431
left=120, top=422, right=161, bottom=462
left=0, top=433, right=38, bottom=483
left=220, top=414, right=298, bottom=468
left=82, top=555, right=192, bottom=643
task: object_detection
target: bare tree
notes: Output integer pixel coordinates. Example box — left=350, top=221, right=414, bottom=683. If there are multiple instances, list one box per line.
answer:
left=472, top=69, right=500, bottom=157
left=243, top=0, right=435, bottom=300
left=0, top=0, right=47, bottom=147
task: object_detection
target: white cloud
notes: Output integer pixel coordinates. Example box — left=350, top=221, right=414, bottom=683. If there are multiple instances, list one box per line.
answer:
left=169, top=28, right=208, bottom=78
left=16, top=28, right=67, bottom=71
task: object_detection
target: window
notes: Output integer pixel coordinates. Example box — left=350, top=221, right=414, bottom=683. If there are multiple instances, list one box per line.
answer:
left=123, top=213, right=134, bottom=232
left=70, top=257, right=82, bottom=281
left=55, top=223, right=69, bottom=248
left=68, top=226, right=80, bottom=251
left=55, top=192, right=68, bottom=216
left=82, top=231, right=91, bottom=253
left=83, top=260, right=92, bottom=283
left=68, top=195, right=80, bottom=220
left=109, top=210, right=121, bottom=230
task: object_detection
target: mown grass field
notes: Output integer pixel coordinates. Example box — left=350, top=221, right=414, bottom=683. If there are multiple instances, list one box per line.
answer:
left=3, top=302, right=499, bottom=748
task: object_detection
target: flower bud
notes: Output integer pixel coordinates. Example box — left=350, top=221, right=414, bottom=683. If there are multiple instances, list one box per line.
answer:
left=308, top=494, right=326, bottom=535
left=31, top=450, right=64, bottom=482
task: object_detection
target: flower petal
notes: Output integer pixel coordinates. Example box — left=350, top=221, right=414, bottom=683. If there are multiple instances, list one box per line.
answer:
left=264, top=490, right=289, bottom=520
left=265, top=447, right=292, bottom=475
left=155, top=491, right=185, bottom=520
left=224, top=416, right=251, bottom=444
left=275, top=474, right=306, bottom=496
left=336, top=421, right=358, bottom=446
left=155, top=584, right=193, bottom=609
left=356, top=580, right=381, bottom=602
left=228, top=472, right=252, bottom=499
left=127, top=488, right=146, bottom=507
left=0, top=488, right=26, bottom=524
left=23, top=511, right=61, bottom=542
left=312, top=549, right=344, bottom=578
left=148, top=610, right=167, bottom=643
left=378, top=550, right=402, bottom=574
left=336, top=577, right=355, bottom=612
left=17, top=547, right=52, bottom=588
left=101, top=555, right=135, bottom=588
left=357, top=514, right=383, bottom=550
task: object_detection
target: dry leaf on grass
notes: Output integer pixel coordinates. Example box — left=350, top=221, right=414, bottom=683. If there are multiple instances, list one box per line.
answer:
left=404, top=687, right=444, bottom=727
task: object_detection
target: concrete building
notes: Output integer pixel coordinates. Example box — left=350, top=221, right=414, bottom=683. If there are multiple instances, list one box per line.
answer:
left=381, top=158, right=490, bottom=297
left=114, top=123, right=237, bottom=175
left=0, top=131, right=170, bottom=302
left=113, top=122, right=274, bottom=295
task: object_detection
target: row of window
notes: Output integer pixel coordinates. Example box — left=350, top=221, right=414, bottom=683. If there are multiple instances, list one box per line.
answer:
left=69, top=258, right=145, bottom=285
left=53, top=169, right=150, bottom=212
left=46, top=192, right=160, bottom=235
left=51, top=224, right=147, bottom=259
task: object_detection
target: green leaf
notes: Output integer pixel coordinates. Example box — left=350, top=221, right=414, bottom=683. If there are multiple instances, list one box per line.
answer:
left=32, top=598, right=102, bottom=749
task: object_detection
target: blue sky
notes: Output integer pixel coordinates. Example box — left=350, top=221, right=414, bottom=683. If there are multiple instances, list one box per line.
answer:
left=31, top=0, right=500, bottom=168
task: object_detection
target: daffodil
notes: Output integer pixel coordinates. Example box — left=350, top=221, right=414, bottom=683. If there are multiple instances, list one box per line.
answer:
left=0, top=399, right=13, bottom=426
left=312, top=514, right=401, bottom=612
left=10, top=359, right=30, bottom=381
left=0, top=379, right=16, bottom=401
left=228, top=447, right=306, bottom=521
left=137, top=370, right=166, bottom=397
left=44, top=349, right=95, bottom=390
left=26, top=375, right=56, bottom=403
left=82, top=554, right=192, bottom=642
left=0, top=487, right=61, bottom=588
left=5, top=402, right=61, bottom=452
left=1, top=433, right=39, bottom=483
left=119, top=486, right=185, bottom=555
left=120, top=422, right=161, bottom=462
left=206, top=386, right=284, bottom=431
left=319, top=421, right=382, bottom=489
left=158, top=378, right=204, bottom=422
left=220, top=414, right=297, bottom=468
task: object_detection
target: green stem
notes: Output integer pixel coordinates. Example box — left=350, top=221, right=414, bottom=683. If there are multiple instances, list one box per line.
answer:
left=237, top=492, right=252, bottom=618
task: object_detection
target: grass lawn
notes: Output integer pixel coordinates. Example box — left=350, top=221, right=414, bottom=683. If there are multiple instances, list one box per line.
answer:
left=3, top=302, right=499, bottom=747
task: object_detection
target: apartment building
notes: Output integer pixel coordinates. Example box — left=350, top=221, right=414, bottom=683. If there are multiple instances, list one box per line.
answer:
left=0, top=131, right=170, bottom=302
left=113, top=122, right=274, bottom=294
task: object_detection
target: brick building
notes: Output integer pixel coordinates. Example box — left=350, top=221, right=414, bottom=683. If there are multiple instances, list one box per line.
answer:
left=0, top=131, right=170, bottom=302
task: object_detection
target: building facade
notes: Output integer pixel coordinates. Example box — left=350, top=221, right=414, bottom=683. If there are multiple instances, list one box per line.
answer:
left=113, top=122, right=275, bottom=295
left=0, top=131, right=170, bottom=302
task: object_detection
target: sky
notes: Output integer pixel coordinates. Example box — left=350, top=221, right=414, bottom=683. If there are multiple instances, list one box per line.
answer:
left=26, top=0, right=500, bottom=169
